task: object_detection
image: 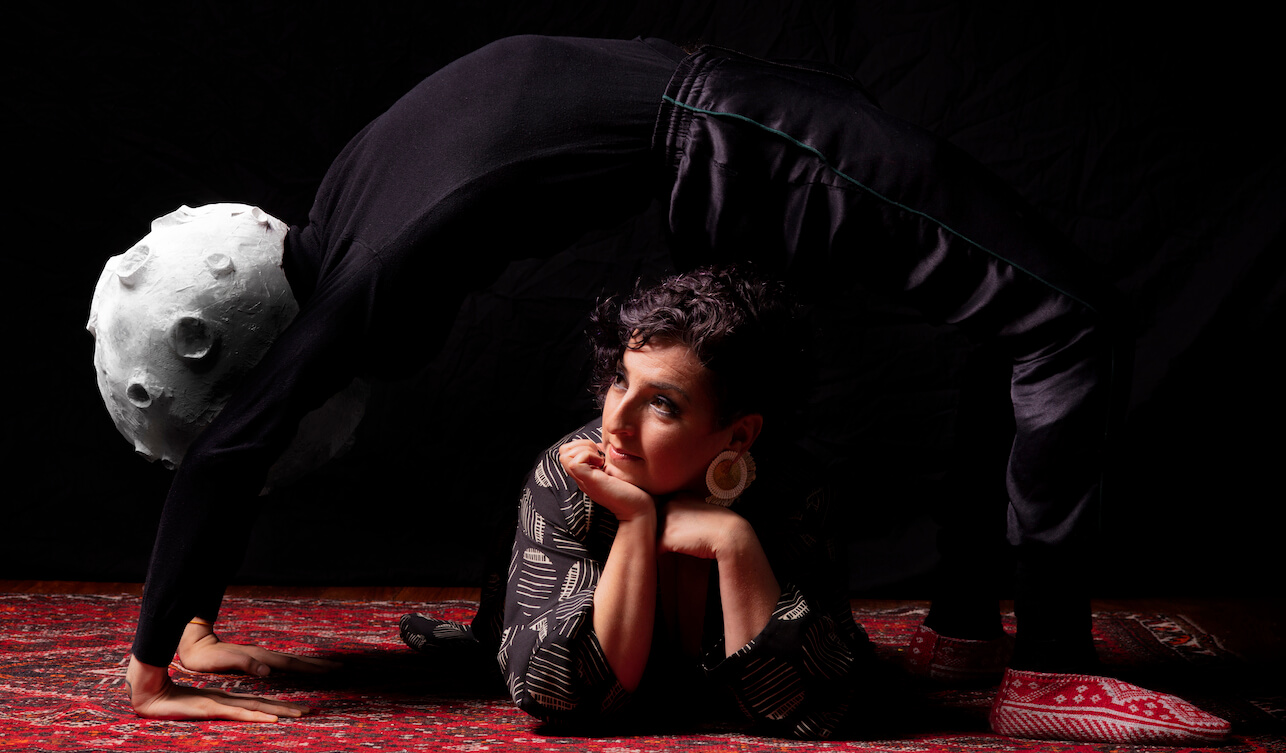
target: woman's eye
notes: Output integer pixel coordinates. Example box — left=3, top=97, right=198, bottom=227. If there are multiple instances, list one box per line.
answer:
left=651, top=396, right=679, bottom=416
left=612, top=370, right=627, bottom=389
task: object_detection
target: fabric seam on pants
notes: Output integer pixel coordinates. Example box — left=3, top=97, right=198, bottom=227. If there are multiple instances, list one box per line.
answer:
left=659, top=93, right=1097, bottom=314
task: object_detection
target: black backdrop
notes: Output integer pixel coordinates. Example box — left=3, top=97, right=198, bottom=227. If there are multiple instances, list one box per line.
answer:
left=4, top=1, right=1282, bottom=597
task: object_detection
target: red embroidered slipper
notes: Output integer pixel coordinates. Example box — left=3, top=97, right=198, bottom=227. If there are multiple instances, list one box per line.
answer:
left=904, top=625, right=1013, bottom=684
left=989, top=668, right=1231, bottom=744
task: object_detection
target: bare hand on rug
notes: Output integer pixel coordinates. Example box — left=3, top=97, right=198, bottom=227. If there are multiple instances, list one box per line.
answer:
left=178, top=618, right=342, bottom=676
left=125, top=654, right=312, bottom=722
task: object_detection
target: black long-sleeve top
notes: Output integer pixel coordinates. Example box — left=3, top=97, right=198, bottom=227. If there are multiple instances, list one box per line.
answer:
left=131, top=35, right=686, bottom=668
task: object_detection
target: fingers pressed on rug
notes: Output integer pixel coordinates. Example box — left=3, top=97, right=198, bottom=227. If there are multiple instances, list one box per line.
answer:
left=989, top=668, right=1231, bottom=745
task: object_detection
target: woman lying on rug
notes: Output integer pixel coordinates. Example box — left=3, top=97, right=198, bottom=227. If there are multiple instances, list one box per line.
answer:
left=497, top=264, right=867, bottom=738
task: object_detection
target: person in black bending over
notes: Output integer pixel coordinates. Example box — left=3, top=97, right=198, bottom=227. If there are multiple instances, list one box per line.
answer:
left=102, top=34, right=1227, bottom=744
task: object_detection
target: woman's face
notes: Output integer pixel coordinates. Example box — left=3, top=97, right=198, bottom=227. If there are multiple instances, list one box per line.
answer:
left=601, top=340, right=754, bottom=496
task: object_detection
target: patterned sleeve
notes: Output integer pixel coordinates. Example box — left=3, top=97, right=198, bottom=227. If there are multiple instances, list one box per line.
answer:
left=703, top=485, right=869, bottom=739
left=497, top=423, right=632, bottom=721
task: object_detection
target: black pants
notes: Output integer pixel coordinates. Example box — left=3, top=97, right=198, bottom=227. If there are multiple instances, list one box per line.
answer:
left=654, top=46, right=1124, bottom=671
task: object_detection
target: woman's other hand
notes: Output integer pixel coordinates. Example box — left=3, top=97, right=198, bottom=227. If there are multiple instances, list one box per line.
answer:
left=656, top=496, right=754, bottom=560
left=559, top=439, right=654, bottom=521
left=658, top=497, right=781, bottom=655
left=124, top=653, right=311, bottom=722
left=178, top=620, right=341, bottom=677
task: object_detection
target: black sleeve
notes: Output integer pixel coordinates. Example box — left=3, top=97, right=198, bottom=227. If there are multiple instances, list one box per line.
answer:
left=130, top=252, right=377, bottom=667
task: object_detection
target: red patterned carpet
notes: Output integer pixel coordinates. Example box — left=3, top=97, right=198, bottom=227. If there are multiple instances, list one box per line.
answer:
left=1, top=594, right=1280, bottom=752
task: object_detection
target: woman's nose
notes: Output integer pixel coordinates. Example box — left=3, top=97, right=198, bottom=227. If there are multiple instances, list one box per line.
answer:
left=603, top=393, right=634, bottom=435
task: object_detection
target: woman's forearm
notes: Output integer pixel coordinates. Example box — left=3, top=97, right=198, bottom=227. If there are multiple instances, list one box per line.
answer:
left=592, top=511, right=657, bottom=691
left=716, top=524, right=780, bottom=656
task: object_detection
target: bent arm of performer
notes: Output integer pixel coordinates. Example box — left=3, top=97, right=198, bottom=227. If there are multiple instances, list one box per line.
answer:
left=125, top=286, right=366, bottom=720
left=500, top=428, right=656, bottom=721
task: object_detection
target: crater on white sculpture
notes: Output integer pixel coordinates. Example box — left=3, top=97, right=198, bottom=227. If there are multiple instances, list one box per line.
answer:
left=87, top=203, right=366, bottom=488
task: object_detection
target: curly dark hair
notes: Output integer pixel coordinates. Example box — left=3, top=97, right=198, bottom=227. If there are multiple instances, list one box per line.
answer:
left=586, top=264, right=804, bottom=428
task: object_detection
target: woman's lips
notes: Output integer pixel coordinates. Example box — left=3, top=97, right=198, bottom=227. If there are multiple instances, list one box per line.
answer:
left=607, top=444, right=640, bottom=463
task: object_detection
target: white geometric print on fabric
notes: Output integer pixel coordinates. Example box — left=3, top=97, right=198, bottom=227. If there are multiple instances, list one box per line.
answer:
left=775, top=588, right=810, bottom=621
left=397, top=613, right=471, bottom=654
left=600, top=678, right=629, bottom=715
left=800, top=615, right=853, bottom=680
left=740, top=655, right=806, bottom=722
left=497, top=626, right=516, bottom=671
left=989, top=668, right=1231, bottom=744
left=507, top=546, right=520, bottom=581
left=516, top=548, right=556, bottom=617
left=548, top=525, right=588, bottom=554
left=520, top=489, right=545, bottom=544
left=528, top=642, right=579, bottom=712
left=555, top=426, right=602, bottom=534
left=432, top=621, right=470, bottom=640
left=794, top=705, right=848, bottom=740
left=559, top=562, right=582, bottom=600
left=554, top=591, right=594, bottom=629
left=560, top=490, right=592, bottom=539
left=536, top=435, right=576, bottom=492
left=504, top=665, right=524, bottom=700
left=559, top=561, right=598, bottom=600
left=533, top=459, right=553, bottom=489
left=574, top=634, right=628, bottom=715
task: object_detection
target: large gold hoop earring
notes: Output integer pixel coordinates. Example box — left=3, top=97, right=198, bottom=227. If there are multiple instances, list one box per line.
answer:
left=705, top=450, right=756, bottom=507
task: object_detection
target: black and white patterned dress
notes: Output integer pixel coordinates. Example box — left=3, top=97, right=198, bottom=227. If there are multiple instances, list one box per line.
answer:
left=500, top=419, right=870, bottom=738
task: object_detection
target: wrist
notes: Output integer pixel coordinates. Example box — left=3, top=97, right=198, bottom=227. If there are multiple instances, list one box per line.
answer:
left=714, top=522, right=781, bottom=656
left=125, top=654, right=170, bottom=699
left=712, top=515, right=757, bottom=563
left=179, top=619, right=217, bottom=657
left=714, top=519, right=779, bottom=606
left=616, top=501, right=658, bottom=527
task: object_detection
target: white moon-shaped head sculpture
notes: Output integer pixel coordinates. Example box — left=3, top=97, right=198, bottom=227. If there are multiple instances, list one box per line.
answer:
left=87, top=203, right=300, bottom=471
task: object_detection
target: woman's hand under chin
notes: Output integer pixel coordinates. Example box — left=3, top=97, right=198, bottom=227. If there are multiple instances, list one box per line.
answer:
left=559, top=439, right=655, bottom=521
left=562, top=438, right=659, bottom=691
